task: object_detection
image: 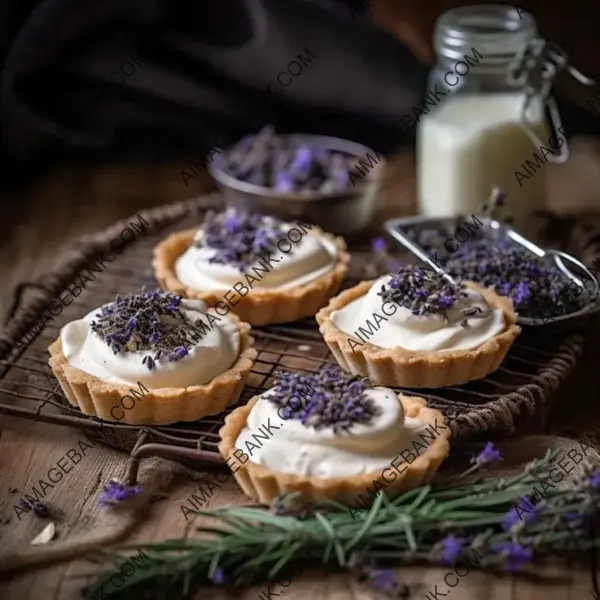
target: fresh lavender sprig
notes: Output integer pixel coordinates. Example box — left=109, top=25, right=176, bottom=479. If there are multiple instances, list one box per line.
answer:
left=83, top=450, right=600, bottom=600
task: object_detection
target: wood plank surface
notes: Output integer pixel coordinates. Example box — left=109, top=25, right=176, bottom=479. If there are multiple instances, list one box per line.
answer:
left=0, top=148, right=599, bottom=599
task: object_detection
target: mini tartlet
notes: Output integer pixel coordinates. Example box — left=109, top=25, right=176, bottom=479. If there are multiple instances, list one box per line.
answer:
left=316, top=267, right=521, bottom=388
left=48, top=290, right=257, bottom=425
left=218, top=366, right=451, bottom=505
left=153, top=209, right=350, bottom=326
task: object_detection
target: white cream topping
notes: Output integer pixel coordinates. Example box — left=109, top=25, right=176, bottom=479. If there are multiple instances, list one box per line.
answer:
left=331, top=275, right=505, bottom=352
left=175, top=227, right=338, bottom=291
left=61, top=299, right=240, bottom=389
left=234, top=388, right=437, bottom=477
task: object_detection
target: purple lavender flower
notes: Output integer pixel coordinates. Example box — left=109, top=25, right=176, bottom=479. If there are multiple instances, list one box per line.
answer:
left=438, top=295, right=454, bottom=309
left=475, top=442, right=502, bottom=465
left=199, top=209, right=287, bottom=270
left=502, top=497, right=539, bottom=531
left=378, top=266, right=467, bottom=318
left=290, top=146, right=313, bottom=171
left=371, top=237, right=387, bottom=254
left=210, top=567, right=225, bottom=584
left=288, top=396, right=302, bottom=410
left=268, top=366, right=378, bottom=430
left=441, top=535, right=463, bottom=565
left=91, top=290, right=206, bottom=370
left=492, top=542, right=532, bottom=572
left=224, top=128, right=359, bottom=193
left=274, top=172, right=294, bottom=192
left=513, top=281, right=531, bottom=306
left=99, top=480, right=143, bottom=509
left=252, top=226, right=275, bottom=253
left=348, top=381, right=364, bottom=394
left=370, top=569, right=396, bottom=591
left=409, top=230, right=580, bottom=318
left=502, top=507, right=522, bottom=531
left=588, top=469, right=600, bottom=489
left=562, top=511, right=582, bottom=523
left=333, top=170, right=349, bottom=187
left=224, top=213, right=242, bottom=234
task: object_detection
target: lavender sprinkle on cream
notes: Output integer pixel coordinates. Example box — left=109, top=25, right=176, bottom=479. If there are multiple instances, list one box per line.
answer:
left=90, top=289, right=210, bottom=370
left=265, top=366, right=380, bottom=433
left=195, top=209, right=286, bottom=271
left=378, top=266, right=474, bottom=323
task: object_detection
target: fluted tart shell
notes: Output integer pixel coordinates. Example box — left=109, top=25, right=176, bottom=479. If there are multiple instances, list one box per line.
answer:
left=316, top=280, right=521, bottom=388
left=218, top=392, right=451, bottom=505
left=152, top=227, right=350, bottom=326
left=48, top=312, right=257, bottom=425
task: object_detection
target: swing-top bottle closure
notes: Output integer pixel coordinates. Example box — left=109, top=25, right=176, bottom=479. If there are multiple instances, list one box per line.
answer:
left=508, top=38, right=595, bottom=164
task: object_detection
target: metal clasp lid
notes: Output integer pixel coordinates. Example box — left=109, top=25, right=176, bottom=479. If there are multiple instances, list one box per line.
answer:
left=508, top=39, right=595, bottom=164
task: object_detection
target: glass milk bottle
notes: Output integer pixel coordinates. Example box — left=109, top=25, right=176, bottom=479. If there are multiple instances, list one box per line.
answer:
left=417, top=5, right=555, bottom=238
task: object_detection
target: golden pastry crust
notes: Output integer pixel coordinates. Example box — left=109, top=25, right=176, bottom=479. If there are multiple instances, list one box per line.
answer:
left=218, top=393, right=451, bottom=505
left=152, top=227, right=350, bottom=326
left=316, top=280, right=521, bottom=388
left=48, top=312, right=257, bottom=425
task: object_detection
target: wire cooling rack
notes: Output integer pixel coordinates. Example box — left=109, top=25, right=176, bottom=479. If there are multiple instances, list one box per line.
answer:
left=0, top=197, right=592, bottom=484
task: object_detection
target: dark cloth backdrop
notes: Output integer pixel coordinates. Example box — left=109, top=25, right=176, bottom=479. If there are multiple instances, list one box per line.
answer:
left=0, top=0, right=428, bottom=184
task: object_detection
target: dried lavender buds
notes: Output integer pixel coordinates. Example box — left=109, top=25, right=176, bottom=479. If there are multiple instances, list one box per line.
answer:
left=222, top=125, right=356, bottom=193
left=443, top=242, right=588, bottom=318
left=378, top=267, right=472, bottom=321
left=408, top=225, right=590, bottom=319
left=90, top=290, right=215, bottom=370
left=266, top=365, right=380, bottom=432
left=195, top=208, right=286, bottom=271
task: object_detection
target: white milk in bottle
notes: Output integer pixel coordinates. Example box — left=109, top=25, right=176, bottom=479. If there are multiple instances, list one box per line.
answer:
left=418, top=93, right=548, bottom=235
left=416, top=5, right=560, bottom=239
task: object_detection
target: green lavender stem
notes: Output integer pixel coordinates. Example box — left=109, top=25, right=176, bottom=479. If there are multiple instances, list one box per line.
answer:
left=82, top=451, right=598, bottom=600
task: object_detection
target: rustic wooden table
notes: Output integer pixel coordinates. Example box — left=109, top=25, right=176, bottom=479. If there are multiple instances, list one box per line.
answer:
left=1, top=151, right=599, bottom=599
